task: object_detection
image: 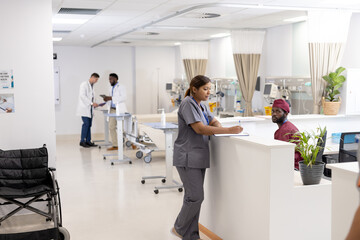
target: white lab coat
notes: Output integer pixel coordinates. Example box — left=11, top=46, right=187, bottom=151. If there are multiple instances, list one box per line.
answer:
left=76, top=81, right=95, bottom=118
left=108, top=83, right=127, bottom=114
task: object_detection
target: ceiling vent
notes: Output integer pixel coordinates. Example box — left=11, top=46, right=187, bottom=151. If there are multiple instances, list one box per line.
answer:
left=58, top=8, right=102, bottom=15
left=183, top=12, right=221, bottom=19
left=53, top=30, right=72, bottom=34
left=121, top=41, right=131, bottom=44
left=145, top=32, right=160, bottom=35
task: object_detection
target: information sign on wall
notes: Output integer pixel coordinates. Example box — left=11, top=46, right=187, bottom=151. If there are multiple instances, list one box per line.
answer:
left=0, top=94, right=15, bottom=113
left=0, top=70, right=14, bottom=89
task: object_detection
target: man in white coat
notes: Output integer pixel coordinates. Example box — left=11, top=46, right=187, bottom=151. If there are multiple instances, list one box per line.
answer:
left=102, top=73, right=127, bottom=151
left=76, top=73, right=100, bottom=148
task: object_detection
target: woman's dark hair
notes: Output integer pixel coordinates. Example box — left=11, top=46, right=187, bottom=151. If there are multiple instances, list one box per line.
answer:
left=184, top=75, right=211, bottom=97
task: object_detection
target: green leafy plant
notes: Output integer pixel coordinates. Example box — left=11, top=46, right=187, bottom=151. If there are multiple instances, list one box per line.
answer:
left=322, top=67, right=346, bottom=102
left=290, top=126, right=327, bottom=167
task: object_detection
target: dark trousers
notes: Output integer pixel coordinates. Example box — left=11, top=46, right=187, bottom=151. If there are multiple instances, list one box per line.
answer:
left=174, top=167, right=206, bottom=240
left=80, top=116, right=92, bottom=143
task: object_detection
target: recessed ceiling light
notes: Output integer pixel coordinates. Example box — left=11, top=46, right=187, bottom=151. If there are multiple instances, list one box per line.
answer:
left=210, top=33, right=230, bottom=38
left=174, top=42, right=181, bottom=46
left=284, top=16, right=308, bottom=22
left=53, top=37, right=63, bottom=42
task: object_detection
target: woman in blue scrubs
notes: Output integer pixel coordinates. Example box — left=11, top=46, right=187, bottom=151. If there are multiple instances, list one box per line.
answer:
left=171, top=75, right=243, bottom=240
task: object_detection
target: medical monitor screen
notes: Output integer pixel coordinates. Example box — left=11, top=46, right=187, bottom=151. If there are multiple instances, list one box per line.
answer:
left=264, top=84, right=272, bottom=95
left=166, top=83, right=172, bottom=90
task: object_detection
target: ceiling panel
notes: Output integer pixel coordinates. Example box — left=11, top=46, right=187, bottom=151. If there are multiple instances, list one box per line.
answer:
left=52, top=0, right=360, bottom=47
left=59, top=0, right=114, bottom=9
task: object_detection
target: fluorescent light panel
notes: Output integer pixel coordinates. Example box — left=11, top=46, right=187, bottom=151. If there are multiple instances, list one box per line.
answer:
left=53, top=18, right=89, bottom=24
left=210, top=33, right=230, bottom=38
left=53, top=37, right=63, bottom=42
left=284, top=16, right=307, bottom=22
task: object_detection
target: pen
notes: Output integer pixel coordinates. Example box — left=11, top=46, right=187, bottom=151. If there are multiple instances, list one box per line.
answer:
left=239, top=120, right=241, bottom=126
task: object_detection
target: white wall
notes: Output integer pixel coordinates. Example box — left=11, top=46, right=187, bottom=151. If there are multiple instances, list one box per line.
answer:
left=341, top=13, right=360, bottom=68
left=0, top=0, right=56, bottom=166
left=135, top=47, right=175, bottom=114
left=53, top=46, right=134, bottom=135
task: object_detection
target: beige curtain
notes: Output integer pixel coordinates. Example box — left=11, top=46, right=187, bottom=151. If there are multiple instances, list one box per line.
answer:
left=183, top=59, right=208, bottom=83
left=308, top=42, right=344, bottom=113
left=233, top=53, right=261, bottom=116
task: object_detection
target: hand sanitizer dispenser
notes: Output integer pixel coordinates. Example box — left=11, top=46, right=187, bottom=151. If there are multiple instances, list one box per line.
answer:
left=159, top=109, right=166, bottom=127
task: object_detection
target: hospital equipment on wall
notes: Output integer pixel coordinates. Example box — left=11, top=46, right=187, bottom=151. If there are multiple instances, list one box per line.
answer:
left=166, top=78, right=189, bottom=107
left=264, top=76, right=313, bottom=115
left=211, top=78, right=241, bottom=117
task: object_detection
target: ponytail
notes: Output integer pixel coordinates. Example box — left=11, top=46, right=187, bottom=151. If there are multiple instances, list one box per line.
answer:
left=184, top=75, right=211, bottom=99
left=184, top=88, right=191, bottom=98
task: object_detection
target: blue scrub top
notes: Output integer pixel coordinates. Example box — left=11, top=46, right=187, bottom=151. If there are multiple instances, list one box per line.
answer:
left=173, top=96, right=214, bottom=169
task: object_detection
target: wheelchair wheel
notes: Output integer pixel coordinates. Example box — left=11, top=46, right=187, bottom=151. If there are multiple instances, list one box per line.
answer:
left=125, top=141, right=132, bottom=148
left=144, top=155, right=152, bottom=163
left=59, top=227, right=70, bottom=240
left=136, top=151, right=143, bottom=159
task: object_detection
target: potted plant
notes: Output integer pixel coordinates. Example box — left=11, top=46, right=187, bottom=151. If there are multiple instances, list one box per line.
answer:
left=322, top=66, right=346, bottom=115
left=291, top=126, right=327, bottom=185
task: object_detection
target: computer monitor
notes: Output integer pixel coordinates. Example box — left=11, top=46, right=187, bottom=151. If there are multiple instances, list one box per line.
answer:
left=166, top=83, right=172, bottom=91
left=263, top=83, right=278, bottom=98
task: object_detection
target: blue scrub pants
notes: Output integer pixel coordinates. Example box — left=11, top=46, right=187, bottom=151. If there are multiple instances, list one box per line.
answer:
left=174, top=167, right=206, bottom=240
left=80, top=116, right=92, bottom=143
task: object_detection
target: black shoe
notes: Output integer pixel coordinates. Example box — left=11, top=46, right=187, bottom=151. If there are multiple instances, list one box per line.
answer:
left=80, top=142, right=90, bottom=148
left=86, top=142, right=98, bottom=147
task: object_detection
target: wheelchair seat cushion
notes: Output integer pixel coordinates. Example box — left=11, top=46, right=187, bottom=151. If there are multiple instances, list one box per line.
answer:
left=0, top=147, right=50, bottom=189
left=0, top=184, right=53, bottom=198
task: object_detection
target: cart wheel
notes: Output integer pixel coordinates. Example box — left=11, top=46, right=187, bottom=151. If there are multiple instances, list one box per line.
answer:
left=178, top=188, right=183, bottom=192
left=129, top=161, right=132, bottom=164
left=141, top=180, right=145, bottom=184
left=144, top=155, right=152, bottom=163
left=103, top=157, right=106, bottom=160
left=59, top=227, right=70, bottom=240
left=161, top=179, right=166, bottom=183
left=125, top=141, right=132, bottom=148
left=111, top=162, right=114, bottom=166
left=154, top=189, right=159, bottom=194
left=136, top=151, right=143, bottom=159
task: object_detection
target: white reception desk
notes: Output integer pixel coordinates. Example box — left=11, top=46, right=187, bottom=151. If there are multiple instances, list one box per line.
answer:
left=327, top=162, right=359, bottom=240
left=200, top=135, right=331, bottom=240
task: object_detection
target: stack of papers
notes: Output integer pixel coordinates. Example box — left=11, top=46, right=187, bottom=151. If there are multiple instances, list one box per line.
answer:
left=214, top=132, right=249, bottom=137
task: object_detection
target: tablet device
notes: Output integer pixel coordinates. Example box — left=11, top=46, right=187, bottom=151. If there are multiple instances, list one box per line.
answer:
left=98, top=102, right=106, bottom=107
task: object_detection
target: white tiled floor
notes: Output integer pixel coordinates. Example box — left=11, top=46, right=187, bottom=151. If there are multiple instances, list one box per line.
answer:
left=55, top=135, right=210, bottom=240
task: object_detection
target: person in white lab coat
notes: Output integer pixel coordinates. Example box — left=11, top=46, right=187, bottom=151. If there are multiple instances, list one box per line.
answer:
left=76, top=73, right=100, bottom=148
left=101, top=73, right=127, bottom=151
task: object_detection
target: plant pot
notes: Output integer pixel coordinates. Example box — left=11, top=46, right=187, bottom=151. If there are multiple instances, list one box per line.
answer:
left=322, top=97, right=341, bottom=115
left=299, top=161, right=325, bottom=185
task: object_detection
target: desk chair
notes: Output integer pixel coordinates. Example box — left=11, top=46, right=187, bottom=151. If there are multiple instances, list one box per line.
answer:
left=339, top=132, right=360, bottom=163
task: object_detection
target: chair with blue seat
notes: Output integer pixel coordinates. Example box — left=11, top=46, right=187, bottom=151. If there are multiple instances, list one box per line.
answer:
left=338, top=132, right=360, bottom=163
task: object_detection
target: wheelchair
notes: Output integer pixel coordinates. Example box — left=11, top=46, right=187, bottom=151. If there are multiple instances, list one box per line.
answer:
left=0, top=145, right=70, bottom=240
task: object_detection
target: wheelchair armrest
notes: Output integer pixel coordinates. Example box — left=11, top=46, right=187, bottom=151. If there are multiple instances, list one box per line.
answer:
left=49, top=167, right=56, bottom=172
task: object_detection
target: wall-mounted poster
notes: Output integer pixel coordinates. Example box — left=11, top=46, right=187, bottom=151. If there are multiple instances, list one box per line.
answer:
left=0, top=94, right=15, bottom=113
left=0, top=70, right=14, bottom=89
